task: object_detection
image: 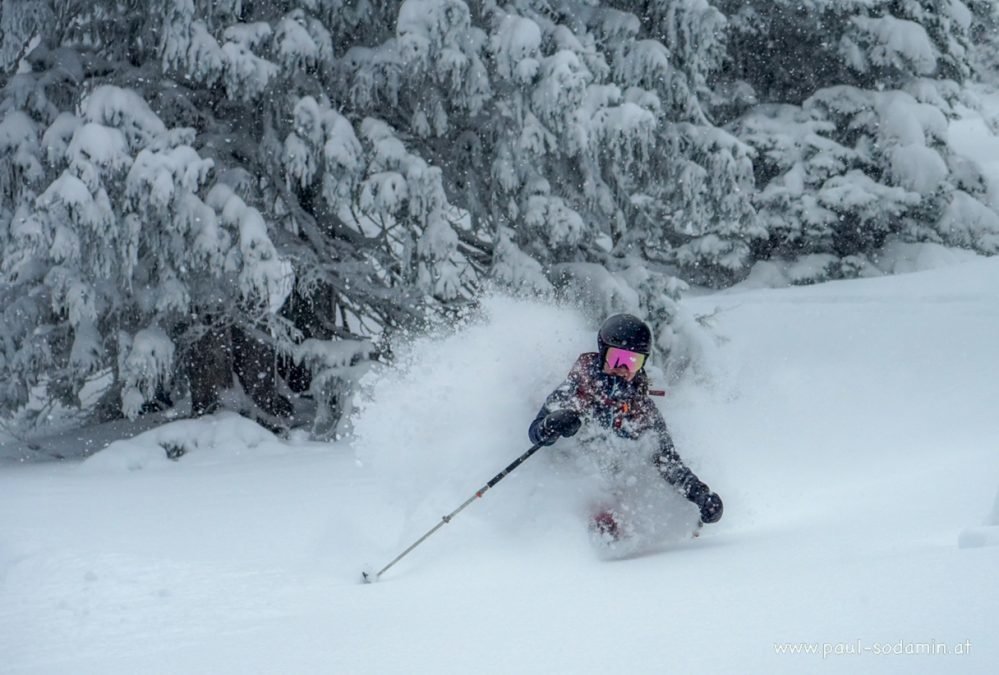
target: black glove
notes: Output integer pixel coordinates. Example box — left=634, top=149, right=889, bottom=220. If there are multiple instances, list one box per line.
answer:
left=538, top=409, right=581, bottom=445
left=695, top=491, right=724, bottom=524
left=684, top=478, right=723, bottom=523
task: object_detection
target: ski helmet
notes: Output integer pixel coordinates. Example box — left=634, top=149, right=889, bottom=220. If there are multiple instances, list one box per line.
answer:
left=597, top=314, right=652, bottom=355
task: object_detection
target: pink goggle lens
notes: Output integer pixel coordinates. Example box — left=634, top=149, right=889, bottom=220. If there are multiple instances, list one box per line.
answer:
left=605, top=346, right=647, bottom=374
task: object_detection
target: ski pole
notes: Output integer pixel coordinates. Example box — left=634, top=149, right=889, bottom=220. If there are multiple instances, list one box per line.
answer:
left=362, top=441, right=544, bottom=583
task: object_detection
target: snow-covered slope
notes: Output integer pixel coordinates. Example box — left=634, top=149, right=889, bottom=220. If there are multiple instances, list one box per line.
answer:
left=2, top=259, right=998, bottom=674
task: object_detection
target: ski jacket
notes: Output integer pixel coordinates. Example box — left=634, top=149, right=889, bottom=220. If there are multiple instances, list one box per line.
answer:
left=528, top=352, right=705, bottom=498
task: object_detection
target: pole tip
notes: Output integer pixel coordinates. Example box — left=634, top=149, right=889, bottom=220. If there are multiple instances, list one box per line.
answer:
left=361, top=571, right=374, bottom=584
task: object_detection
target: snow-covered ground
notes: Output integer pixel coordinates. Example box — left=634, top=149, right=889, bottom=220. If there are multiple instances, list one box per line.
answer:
left=2, top=256, right=998, bottom=674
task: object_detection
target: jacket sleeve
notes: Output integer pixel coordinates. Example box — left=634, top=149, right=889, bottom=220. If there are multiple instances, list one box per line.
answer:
left=640, top=398, right=709, bottom=501
left=528, top=359, right=587, bottom=444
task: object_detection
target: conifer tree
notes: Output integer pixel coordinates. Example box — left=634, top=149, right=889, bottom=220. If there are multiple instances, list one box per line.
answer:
left=721, top=0, right=999, bottom=281
left=3, top=0, right=996, bottom=438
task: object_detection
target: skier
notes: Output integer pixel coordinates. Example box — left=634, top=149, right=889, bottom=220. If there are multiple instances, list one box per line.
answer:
left=529, top=313, right=723, bottom=539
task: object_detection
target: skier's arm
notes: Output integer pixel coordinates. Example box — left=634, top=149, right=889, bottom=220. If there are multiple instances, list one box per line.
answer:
left=636, top=398, right=699, bottom=492
left=652, top=433, right=702, bottom=498
left=645, top=403, right=724, bottom=524
left=529, top=364, right=585, bottom=445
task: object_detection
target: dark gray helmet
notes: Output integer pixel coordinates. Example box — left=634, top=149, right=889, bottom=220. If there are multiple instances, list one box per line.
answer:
left=597, top=313, right=652, bottom=355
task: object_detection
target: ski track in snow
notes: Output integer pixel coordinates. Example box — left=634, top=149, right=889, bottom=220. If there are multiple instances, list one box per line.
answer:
left=2, top=260, right=999, bottom=674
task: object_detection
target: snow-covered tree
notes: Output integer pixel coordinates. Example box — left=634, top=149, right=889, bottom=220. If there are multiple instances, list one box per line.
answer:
left=0, top=59, right=299, bottom=426
left=4, top=0, right=995, bottom=439
left=967, top=0, right=999, bottom=84
left=722, top=0, right=999, bottom=278
left=338, top=0, right=763, bottom=306
left=0, top=0, right=488, bottom=436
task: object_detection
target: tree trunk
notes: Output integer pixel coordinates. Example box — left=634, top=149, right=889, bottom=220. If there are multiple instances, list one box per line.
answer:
left=188, top=324, right=233, bottom=417
left=232, top=326, right=294, bottom=421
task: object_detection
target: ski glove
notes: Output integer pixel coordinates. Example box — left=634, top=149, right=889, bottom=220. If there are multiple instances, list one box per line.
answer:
left=538, top=409, right=581, bottom=445
left=695, top=491, right=724, bottom=524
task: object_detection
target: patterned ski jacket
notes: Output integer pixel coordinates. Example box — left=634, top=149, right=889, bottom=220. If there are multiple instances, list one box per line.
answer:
left=528, top=352, right=704, bottom=497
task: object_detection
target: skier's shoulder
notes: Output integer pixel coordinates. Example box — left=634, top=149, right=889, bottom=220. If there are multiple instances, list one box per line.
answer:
left=570, top=352, right=602, bottom=375
left=633, top=369, right=651, bottom=395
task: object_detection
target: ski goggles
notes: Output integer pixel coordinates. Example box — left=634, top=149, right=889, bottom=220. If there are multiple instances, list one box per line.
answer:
left=604, top=346, right=647, bottom=374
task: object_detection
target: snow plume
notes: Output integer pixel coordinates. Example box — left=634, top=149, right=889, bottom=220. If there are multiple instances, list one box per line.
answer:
left=351, top=294, right=706, bottom=553
left=549, top=262, right=641, bottom=320
left=294, top=338, right=376, bottom=436
left=352, top=296, right=594, bottom=534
